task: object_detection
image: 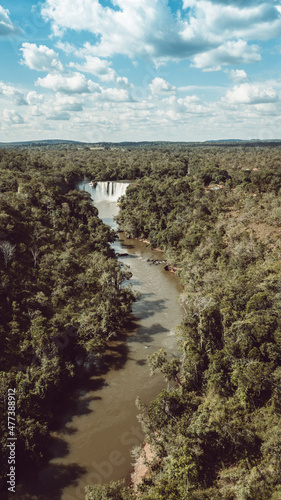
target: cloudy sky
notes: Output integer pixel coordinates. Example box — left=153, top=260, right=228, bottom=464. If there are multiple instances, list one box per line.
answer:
left=1, top=0, right=281, bottom=142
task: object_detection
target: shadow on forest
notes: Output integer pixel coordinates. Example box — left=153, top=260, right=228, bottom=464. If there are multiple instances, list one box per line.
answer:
left=14, top=463, right=87, bottom=500
left=134, top=294, right=167, bottom=319
left=130, top=322, right=170, bottom=344
left=119, top=253, right=138, bottom=259
left=123, top=310, right=170, bottom=345
left=102, top=341, right=129, bottom=371
left=135, top=358, right=147, bottom=366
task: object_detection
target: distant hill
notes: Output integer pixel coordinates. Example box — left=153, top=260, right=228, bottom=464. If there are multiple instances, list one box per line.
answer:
left=0, top=139, right=87, bottom=148
left=1, top=138, right=281, bottom=149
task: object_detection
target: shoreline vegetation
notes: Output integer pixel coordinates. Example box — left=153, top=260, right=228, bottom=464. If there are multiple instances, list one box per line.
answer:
left=0, top=141, right=281, bottom=499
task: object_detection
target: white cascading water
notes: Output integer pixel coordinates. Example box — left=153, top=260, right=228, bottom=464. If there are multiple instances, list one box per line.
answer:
left=79, top=181, right=129, bottom=203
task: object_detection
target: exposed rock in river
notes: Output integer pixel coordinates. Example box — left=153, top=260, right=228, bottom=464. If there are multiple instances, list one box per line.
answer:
left=164, top=264, right=179, bottom=273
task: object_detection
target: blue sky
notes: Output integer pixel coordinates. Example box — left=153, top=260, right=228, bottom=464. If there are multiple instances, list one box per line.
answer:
left=1, top=0, right=281, bottom=142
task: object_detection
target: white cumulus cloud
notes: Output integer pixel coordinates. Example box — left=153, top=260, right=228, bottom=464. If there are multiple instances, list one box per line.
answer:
left=225, top=82, right=279, bottom=104
left=149, top=77, right=176, bottom=95
left=228, top=69, right=248, bottom=83
left=26, top=91, right=84, bottom=120
left=192, top=40, right=261, bottom=70
left=0, top=6, right=20, bottom=36
left=116, top=77, right=132, bottom=89
left=2, top=109, right=24, bottom=124
left=40, top=0, right=281, bottom=67
left=0, top=82, right=26, bottom=105
left=20, top=43, right=63, bottom=72
left=35, top=73, right=100, bottom=94
left=101, top=87, right=133, bottom=102
left=54, top=94, right=84, bottom=112
left=70, top=56, right=116, bottom=82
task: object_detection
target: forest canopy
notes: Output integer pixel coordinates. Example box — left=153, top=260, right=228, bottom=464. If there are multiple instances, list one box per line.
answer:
left=0, top=141, right=281, bottom=499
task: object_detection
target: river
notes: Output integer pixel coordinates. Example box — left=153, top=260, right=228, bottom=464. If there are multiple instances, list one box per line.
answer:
left=20, top=182, right=183, bottom=500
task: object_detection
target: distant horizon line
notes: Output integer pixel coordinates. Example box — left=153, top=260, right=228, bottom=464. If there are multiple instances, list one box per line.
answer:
left=1, top=138, right=281, bottom=146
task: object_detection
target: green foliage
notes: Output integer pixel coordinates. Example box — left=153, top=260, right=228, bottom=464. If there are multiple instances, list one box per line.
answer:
left=148, top=349, right=182, bottom=386
left=0, top=154, right=135, bottom=491
left=1, top=143, right=281, bottom=499
left=111, top=143, right=281, bottom=499
left=85, top=480, right=132, bottom=500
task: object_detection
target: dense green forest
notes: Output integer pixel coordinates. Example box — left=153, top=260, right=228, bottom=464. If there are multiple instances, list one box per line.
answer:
left=112, top=156, right=281, bottom=499
left=0, top=142, right=281, bottom=499
left=0, top=146, right=136, bottom=496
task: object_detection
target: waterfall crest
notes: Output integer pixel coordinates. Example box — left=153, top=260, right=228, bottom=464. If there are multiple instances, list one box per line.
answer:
left=79, top=181, right=129, bottom=202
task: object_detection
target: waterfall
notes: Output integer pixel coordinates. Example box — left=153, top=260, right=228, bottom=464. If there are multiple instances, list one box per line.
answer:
left=79, top=181, right=129, bottom=203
